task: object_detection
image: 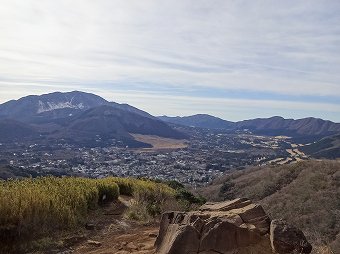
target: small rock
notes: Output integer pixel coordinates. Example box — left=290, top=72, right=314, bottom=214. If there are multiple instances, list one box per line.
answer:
left=116, top=251, right=130, bottom=254
left=57, top=251, right=72, bottom=254
left=137, top=243, right=146, bottom=249
left=87, top=240, right=102, bottom=247
left=126, top=242, right=138, bottom=250
left=148, top=232, right=158, bottom=238
left=85, top=223, right=95, bottom=230
left=63, top=235, right=86, bottom=246
left=270, top=219, right=312, bottom=254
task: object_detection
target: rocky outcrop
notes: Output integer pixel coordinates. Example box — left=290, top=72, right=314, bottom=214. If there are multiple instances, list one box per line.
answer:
left=270, top=219, right=312, bottom=254
left=155, top=198, right=312, bottom=254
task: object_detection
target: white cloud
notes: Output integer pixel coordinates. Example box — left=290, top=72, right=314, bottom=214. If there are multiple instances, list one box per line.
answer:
left=0, top=0, right=340, bottom=119
left=94, top=91, right=340, bottom=122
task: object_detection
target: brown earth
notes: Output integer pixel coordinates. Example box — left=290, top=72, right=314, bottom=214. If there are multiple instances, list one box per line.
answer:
left=59, top=196, right=158, bottom=254
left=131, top=134, right=188, bottom=151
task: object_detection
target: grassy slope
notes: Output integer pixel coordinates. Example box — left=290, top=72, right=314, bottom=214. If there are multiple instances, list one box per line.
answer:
left=198, top=160, right=340, bottom=251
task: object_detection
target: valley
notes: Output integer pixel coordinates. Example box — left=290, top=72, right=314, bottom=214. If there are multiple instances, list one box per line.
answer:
left=1, top=91, right=338, bottom=187
left=0, top=125, right=311, bottom=185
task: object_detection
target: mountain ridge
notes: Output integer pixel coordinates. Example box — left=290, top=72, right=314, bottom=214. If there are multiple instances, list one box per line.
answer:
left=159, top=114, right=340, bottom=137
left=1, top=91, right=340, bottom=146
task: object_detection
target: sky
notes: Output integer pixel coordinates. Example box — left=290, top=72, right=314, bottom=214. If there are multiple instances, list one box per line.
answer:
left=1, top=0, right=340, bottom=122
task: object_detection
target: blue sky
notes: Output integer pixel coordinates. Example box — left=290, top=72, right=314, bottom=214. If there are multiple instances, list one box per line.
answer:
left=0, top=0, right=340, bottom=122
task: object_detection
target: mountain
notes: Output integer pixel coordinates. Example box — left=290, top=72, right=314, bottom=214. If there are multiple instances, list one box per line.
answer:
left=0, top=91, right=107, bottom=121
left=0, top=91, right=155, bottom=123
left=158, top=114, right=234, bottom=129
left=62, top=105, right=187, bottom=139
left=235, top=116, right=340, bottom=137
left=160, top=115, right=340, bottom=137
left=300, top=134, right=340, bottom=159
left=0, top=91, right=187, bottom=147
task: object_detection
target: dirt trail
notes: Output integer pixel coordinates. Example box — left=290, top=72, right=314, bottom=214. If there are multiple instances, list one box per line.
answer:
left=73, top=227, right=158, bottom=254
left=64, top=196, right=158, bottom=254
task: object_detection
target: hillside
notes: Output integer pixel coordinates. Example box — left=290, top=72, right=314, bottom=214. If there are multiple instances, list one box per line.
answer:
left=0, top=119, right=38, bottom=141
left=197, top=160, right=340, bottom=252
left=301, top=134, right=340, bottom=159
left=56, top=105, right=187, bottom=147
left=236, top=116, right=340, bottom=137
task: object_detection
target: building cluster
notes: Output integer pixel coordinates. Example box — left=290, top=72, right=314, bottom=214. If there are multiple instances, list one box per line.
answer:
left=0, top=129, right=303, bottom=185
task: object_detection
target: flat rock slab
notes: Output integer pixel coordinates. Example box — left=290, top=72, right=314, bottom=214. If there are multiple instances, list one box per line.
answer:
left=155, top=198, right=271, bottom=254
left=155, top=198, right=312, bottom=254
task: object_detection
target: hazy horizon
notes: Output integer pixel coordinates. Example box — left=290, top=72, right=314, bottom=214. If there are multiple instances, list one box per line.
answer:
left=1, top=1, right=340, bottom=122
left=0, top=90, right=339, bottom=123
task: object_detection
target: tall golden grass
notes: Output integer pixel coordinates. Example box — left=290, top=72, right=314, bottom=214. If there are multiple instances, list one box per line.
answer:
left=0, top=176, right=193, bottom=252
left=0, top=176, right=178, bottom=246
left=0, top=176, right=119, bottom=245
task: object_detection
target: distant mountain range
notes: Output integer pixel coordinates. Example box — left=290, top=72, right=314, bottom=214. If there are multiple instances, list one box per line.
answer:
left=0, top=91, right=186, bottom=147
left=1, top=91, right=340, bottom=148
left=159, top=114, right=340, bottom=137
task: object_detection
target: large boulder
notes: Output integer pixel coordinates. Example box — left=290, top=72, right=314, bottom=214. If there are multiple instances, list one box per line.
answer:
left=155, top=198, right=312, bottom=254
left=270, top=219, right=312, bottom=254
left=155, top=198, right=272, bottom=254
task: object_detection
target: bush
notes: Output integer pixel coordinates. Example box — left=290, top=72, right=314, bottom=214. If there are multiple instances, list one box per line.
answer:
left=121, top=178, right=195, bottom=221
left=131, top=179, right=176, bottom=218
left=164, top=180, right=206, bottom=207
left=96, top=177, right=120, bottom=203
left=110, top=177, right=135, bottom=196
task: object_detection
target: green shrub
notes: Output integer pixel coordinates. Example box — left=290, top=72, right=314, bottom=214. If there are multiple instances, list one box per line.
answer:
left=163, top=180, right=206, bottom=207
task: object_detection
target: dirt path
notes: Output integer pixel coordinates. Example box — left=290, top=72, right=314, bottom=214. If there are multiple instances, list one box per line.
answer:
left=62, top=196, right=158, bottom=254
left=73, top=227, right=158, bottom=254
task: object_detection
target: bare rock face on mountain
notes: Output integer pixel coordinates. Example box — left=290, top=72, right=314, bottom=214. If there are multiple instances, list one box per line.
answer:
left=270, top=219, right=312, bottom=254
left=155, top=198, right=312, bottom=254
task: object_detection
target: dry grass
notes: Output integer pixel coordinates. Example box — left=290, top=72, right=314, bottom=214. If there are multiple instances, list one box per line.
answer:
left=0, top=176, right=180, bottom=252
left=131, top=134, right=188, bottom=150
left=0, top=176, right=120, bottom=252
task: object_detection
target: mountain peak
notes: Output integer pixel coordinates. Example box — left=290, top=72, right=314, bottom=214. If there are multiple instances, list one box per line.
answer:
left=0, top=91, right=110, bottom=120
